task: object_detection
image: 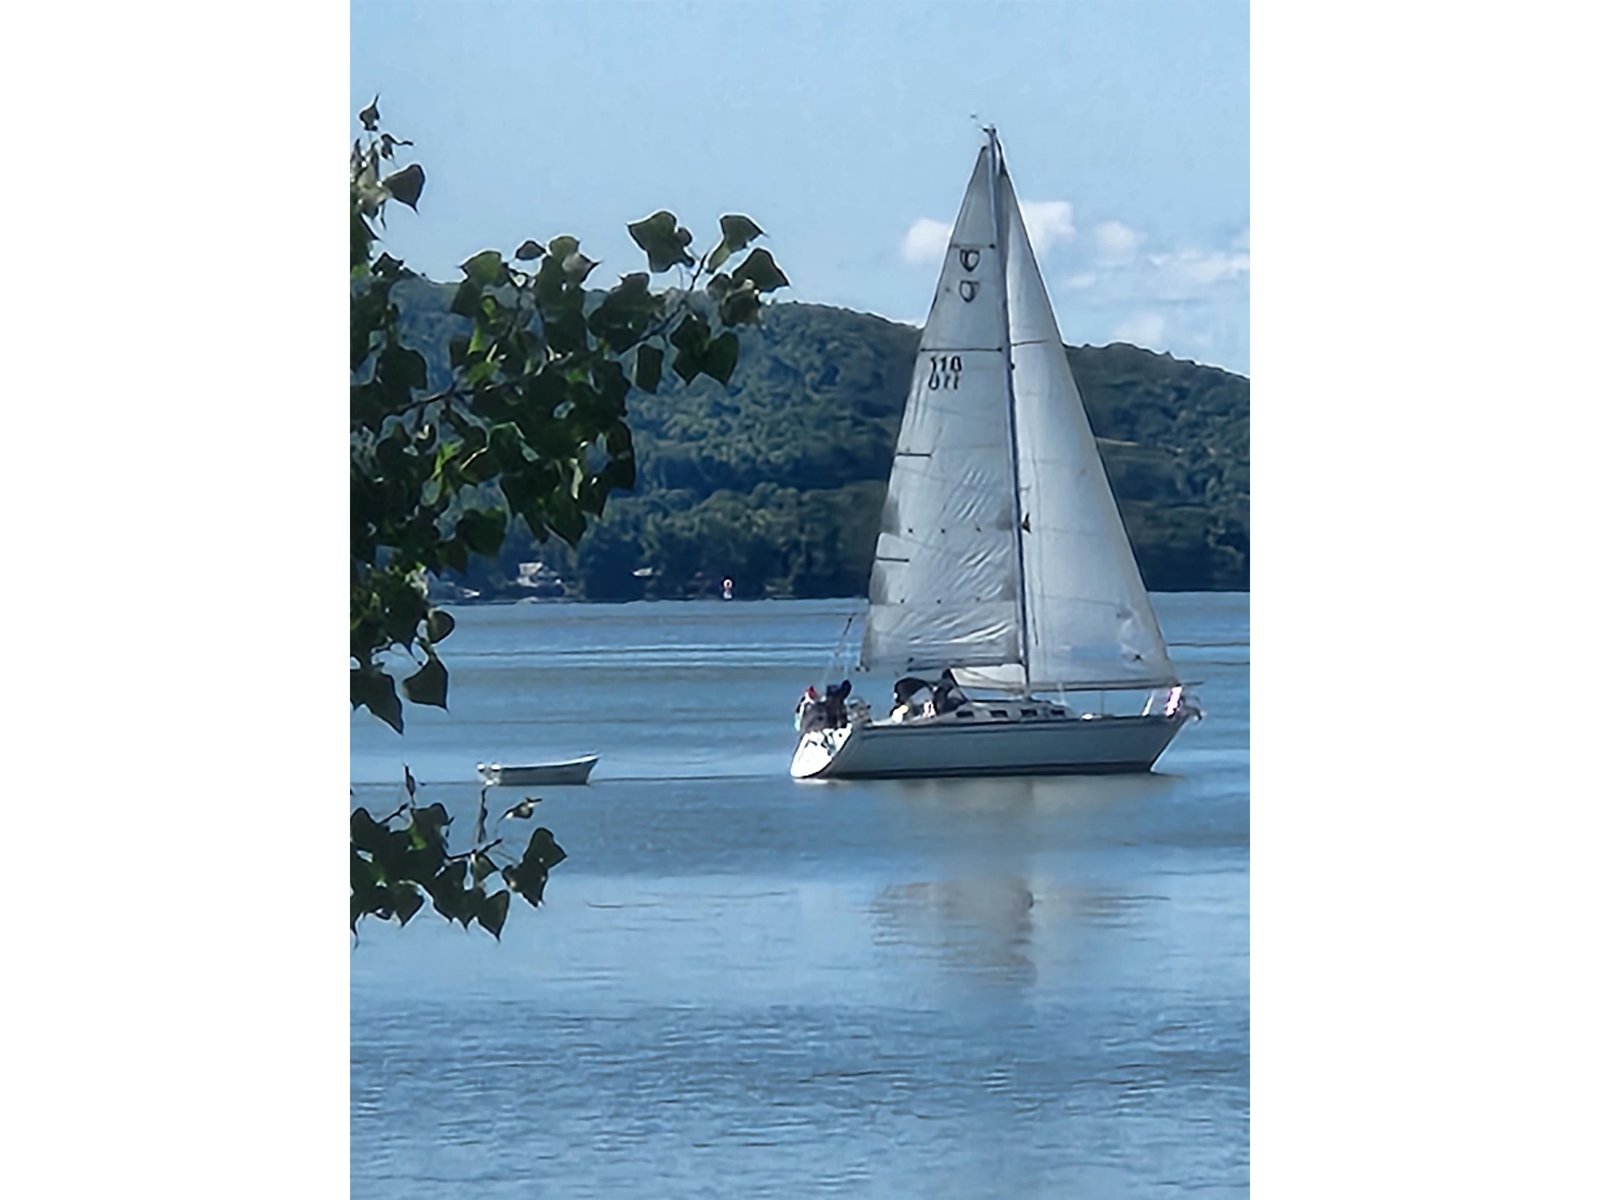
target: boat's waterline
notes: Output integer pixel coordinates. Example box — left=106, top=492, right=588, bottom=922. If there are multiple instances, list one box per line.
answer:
left=790, top=711, right=1190, bottom=780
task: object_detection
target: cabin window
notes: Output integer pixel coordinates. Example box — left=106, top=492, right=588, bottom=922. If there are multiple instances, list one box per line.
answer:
left=956, top=710, right=975, bottom=719
left=1020, top=708, right=1037, bottom=717
left=990, top=709, right=1009, bottom=718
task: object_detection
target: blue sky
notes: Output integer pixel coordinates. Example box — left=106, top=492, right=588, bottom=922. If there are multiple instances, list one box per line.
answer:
left=353, top=0, right=1248, bottom=373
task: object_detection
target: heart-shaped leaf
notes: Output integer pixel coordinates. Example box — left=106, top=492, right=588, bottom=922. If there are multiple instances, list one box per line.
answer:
left=628, top=210, right=694, bottom=272
left=402, top=655, right=448, bottom=709
left=730, top=247, right=788, bottom=293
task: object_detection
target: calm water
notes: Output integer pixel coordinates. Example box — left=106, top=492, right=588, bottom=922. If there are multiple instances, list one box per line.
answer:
left=351, top=595, right=1249, bottom=1197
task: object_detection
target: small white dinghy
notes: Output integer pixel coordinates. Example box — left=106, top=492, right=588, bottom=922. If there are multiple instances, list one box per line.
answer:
left=477, top=755, right=599, bottom=787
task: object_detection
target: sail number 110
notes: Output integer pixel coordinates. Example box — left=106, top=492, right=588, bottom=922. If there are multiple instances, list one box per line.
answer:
left=927, top=354, right=963, bottom=390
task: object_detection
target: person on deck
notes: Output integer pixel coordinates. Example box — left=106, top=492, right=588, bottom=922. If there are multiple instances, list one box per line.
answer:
left=932, top=669, right=968, bottom=715
left=794, top=686, right=825, bottom=734
left=891, top=676, right=935, bottom=722
left=822, top=680, right=853, bottom=728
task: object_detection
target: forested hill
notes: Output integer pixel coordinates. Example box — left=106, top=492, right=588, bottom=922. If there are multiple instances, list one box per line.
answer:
left=390, top=280, right=1249, bottom=599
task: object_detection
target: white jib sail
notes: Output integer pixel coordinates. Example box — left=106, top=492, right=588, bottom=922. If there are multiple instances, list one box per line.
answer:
left=995, top=167, right=1177, bottom=690
left=859, top=145, right=1022, bottom=676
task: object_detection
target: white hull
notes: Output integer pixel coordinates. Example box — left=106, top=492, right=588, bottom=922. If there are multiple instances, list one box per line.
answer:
left=477, top=755, right=598, bottom=786
left=790, top=713, right=1187, bottom=780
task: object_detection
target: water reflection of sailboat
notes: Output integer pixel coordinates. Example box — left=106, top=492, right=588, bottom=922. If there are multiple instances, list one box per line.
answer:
left=871, top=877, right=1039, bottom=989
left=868, top=773, right=1178, bottom=995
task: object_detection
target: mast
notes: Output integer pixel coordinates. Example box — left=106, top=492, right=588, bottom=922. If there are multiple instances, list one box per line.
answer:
left=987, top=126, right=1031, bottom=694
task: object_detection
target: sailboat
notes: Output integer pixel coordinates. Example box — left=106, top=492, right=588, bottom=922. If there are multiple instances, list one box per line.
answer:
left=790, top=129, right=1201, bottom=781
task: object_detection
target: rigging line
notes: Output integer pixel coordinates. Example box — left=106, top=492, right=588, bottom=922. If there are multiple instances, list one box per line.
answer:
left=823, top=610, right=858, bottom=680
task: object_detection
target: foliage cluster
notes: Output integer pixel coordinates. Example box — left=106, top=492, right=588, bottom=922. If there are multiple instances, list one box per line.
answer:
left=350, top=768, right=565, bottom=939
left=350, top=101, right=786, bottom=735
left=350, top=101, right=785, bottom=934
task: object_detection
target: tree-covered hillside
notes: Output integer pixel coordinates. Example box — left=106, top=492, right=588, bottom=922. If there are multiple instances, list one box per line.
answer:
left=390, top=282, right=1249, bottom=599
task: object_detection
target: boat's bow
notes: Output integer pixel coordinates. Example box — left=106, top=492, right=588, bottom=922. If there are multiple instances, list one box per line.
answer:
left=789, top=725, right=854, bottom=779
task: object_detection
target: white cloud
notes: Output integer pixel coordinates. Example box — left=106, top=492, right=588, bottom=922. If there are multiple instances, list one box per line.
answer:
left=1149, top=249, right=1251, bottom=287
left=1093, top=219, right=1144, bottom=259
left=1017, top=200, right=1075, bottom=257
left=901, top=198, right=1075, bottom=265
left=1061, top=271, right=1098, bottom=290
left=900, top=217, right=954, bottom=266
left=1111, top=311, right=1166, bottom=347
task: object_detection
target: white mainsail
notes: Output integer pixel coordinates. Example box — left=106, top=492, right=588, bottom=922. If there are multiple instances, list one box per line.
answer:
left=858, top=145, right=1021, bottom=675
left=860, top=133, right=1177, bottom=693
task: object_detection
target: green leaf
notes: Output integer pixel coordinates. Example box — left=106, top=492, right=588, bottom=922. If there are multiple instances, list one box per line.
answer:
left=471, top=851, right=498, bottom=887
left=514, top=239, right=546, bottom=261
left=627, top=210, right=694, bottom=272
left=544, top=491, right=587, bottom=546
left=378, top=344, right=428, bottom=397
left=358, top=96, right=380, bottom=131
left=547, top=235, right=579, bottom=264
left=710, top=214, right=764, bottom=273
left=351, top=667, right=403, bottom=733
left=371, top=252, right=409, bottom=279
left=588, top=273, right=658, bottom=351
left=702, top=331, right=740, bottom=385
left=545, top=305, right=589, bottom=355
left=669, top=312, right=711, bottom=383
left=350, top=808, right=387, bottom=854
left=730, top=247, right=788, bottom=293
left=563, top=252, right=599, bottom=283
left=528, top=826, right=567, bottom=871
left=460, top=447, right=498, bottom=485
left=450, top=279, right=482, bottom=318
left=461, top=249, right=508, bottom=288
left=479, top=890, right=510, bottom=939
left=487, top=422, right=526, bottom=467
left=402, top=655, right=449, bottom=709
left=718, top=279, right=762, bottom=326
left=455, top=508, right=508, bottom=557
left=393, top=885, right=424, bottom=926
left=351, top=209, right=376, bottom=273
left=426, top=608, right=456, bottom=643
left=382, top=163, right=425, bottom=211
left=425, top=860, right=470, bottom=925
left=412, top=802, right=452, bottom=842
left=719, top=214, right=764, bottom=252
left=635, top=344, right=663, bottom=393
left=503, top=826, right=567, bottom=907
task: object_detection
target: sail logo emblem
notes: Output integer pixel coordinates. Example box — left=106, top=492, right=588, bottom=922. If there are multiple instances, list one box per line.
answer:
left=959, top=248, right=982, bottom=272
left=959, top=280, right=980, bottom=302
